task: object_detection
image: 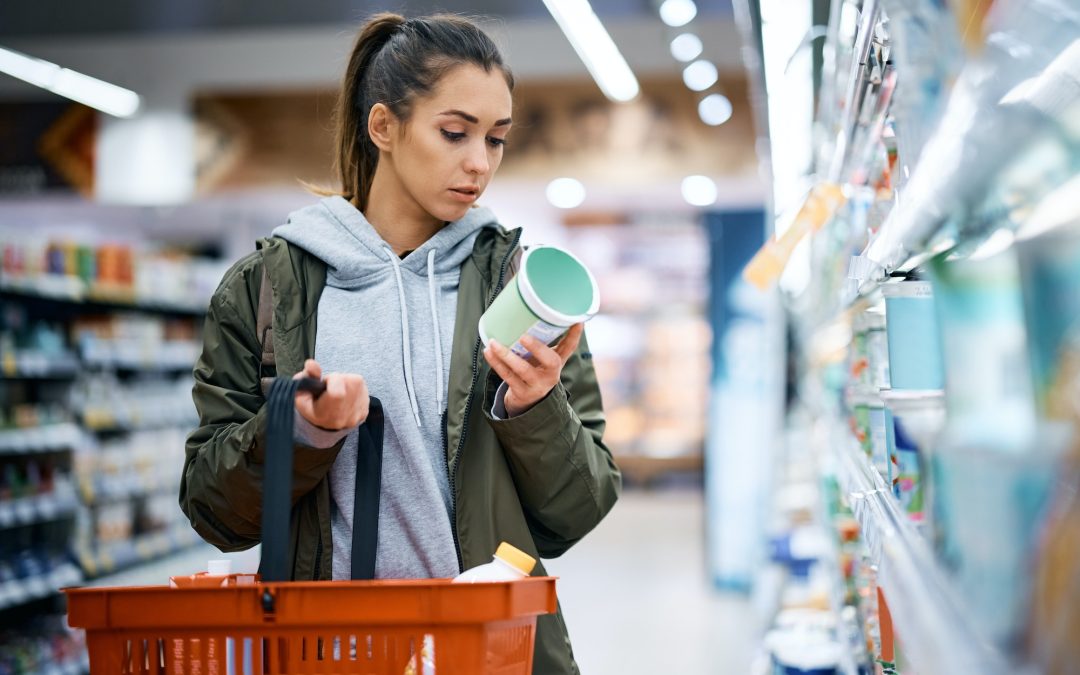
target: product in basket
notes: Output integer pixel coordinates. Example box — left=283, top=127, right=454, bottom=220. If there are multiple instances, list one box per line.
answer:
left=404, top=543, right=538, bottom=675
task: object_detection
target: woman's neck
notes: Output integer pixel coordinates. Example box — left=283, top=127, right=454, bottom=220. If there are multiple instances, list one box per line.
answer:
left=363, top=164, right=444, bottom=256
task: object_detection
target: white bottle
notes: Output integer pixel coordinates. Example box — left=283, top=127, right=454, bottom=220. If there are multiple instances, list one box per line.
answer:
left=452, top=542, right=536, bottom=583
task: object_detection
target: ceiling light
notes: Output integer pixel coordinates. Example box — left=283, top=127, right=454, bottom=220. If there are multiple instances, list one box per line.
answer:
left=0, top=46, right=140, bottom=118
left=681, top=175, right=717, bottom=207
left=659, top=0, right=698, bottom=27
left=542, top=0, right=640, bottom=102
left=682, top=59, right=718, bottom=92
left=546, top=177, right=587, bottom=209
left=670, top=33, right=704, bottom=62
left=698, top=93, right=733, bottom=125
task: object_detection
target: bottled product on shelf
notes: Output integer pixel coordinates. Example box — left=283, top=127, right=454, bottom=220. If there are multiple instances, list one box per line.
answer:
left=69, top=373, right=196, bottom=432
left=750, top=0, right=1080, bottom=672
left=1, top=235, right=227, bottom=312
left=1, top=253, right=214, bottom=669
left=0, top=615, right=87, bottom=675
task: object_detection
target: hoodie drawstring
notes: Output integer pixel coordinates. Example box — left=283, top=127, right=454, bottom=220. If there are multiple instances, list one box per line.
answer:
left=384, top=248, right=446, bottom=429
left=427, top=250, right=445, bottom=415
left=385, top=248, right=423, bottom=428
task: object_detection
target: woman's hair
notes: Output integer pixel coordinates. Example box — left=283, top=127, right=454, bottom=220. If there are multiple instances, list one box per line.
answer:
left=332, top=13, right=514, bottom=210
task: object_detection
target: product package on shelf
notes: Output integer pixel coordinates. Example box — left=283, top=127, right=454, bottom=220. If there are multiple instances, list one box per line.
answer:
left=71, top=314, right=201, bottom=371
left=0, top=614, right=87, bottom=675
left=1, top=235, right=227, bottom=312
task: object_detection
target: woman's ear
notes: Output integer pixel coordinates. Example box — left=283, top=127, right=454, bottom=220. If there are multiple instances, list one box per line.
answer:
left=368, top=103, right=396, bottom=152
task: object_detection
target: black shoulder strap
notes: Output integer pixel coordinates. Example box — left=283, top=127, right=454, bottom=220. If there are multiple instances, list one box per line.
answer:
left=260, top=377, right=384, bottom=582
left=351, top=398, right=383, bottom=580
left=258, top=263, right=276, bottom=394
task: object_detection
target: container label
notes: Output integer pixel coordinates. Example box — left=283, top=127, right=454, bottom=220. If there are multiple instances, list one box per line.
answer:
left=510, top=320, right=568, bottom=359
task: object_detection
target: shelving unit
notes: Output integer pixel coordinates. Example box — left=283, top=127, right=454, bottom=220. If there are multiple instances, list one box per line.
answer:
left=0, top=281, right=208, bottom=318
left=833, top=426, right=1012, bottom=674
left=742, top=0, right=1080, bottom=671
left=0, top=424, right=81, bottom=455
left=2, top=239, right=224, bottom=671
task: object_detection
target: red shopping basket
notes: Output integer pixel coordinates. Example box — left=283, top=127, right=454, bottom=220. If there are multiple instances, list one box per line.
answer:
left=65, top=576, right=557, bottom=675
left=66, top=378, right=557, bottom=674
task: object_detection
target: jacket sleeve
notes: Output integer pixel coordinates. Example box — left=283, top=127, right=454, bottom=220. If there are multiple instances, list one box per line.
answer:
left=180, top=255, right=345, bottom=552
left=483, top=332, right=622, bottom=558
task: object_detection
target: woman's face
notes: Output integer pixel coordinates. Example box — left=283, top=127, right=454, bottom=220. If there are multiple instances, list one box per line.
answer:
left=385, top=64, right=513, bottom=223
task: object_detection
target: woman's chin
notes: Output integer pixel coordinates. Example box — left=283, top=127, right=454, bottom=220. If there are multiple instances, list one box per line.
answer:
left=430, top=203, right=473, bottom=223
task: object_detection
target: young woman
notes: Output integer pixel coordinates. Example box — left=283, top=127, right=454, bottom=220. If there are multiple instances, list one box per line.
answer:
left=180, top=13, right=621, bottom=674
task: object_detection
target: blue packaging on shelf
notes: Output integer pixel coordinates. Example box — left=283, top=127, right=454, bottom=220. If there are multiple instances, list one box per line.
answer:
left=882, top=281, right=945, bottom=390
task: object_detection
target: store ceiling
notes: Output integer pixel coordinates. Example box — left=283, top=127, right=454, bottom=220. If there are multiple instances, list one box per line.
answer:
left=0, top=0, right=733, bottom=39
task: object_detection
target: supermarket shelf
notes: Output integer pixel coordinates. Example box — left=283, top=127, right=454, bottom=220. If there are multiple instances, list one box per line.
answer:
left=77, top=477, right=179, bottom=506
left=0, top=279, right=206, bottom=317
left=80, top=342, right=199, bottom=373
left=0, top=423, right=82, bottom=455
left=1, top=355, right=80, bottom=380
left=0, top=563, right=82, bottom=612
left=0, top=492, right=79, bottom=530
left=83, top=358, right=196, bottom=374
left=79, top=418, right=197, bottom=434
left=41, top=656, right=89, bottom=675
left=77, top=525, right=200, bottom=581
left=835, top=438, right=1013, bottom=675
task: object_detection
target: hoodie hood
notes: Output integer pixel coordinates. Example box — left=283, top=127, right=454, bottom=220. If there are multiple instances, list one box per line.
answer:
left=273, top=195, right=498, bottom=288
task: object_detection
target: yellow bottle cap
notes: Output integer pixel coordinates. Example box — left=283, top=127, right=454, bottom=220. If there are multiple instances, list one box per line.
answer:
left=495, top=542, right=536, bottom=575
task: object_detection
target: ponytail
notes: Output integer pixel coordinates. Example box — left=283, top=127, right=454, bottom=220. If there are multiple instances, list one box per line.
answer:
left=335, top=13, right=405, bottom=210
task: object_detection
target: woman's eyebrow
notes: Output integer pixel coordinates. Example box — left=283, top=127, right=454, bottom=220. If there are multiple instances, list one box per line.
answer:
left=439, top=109, right=513, bottom=126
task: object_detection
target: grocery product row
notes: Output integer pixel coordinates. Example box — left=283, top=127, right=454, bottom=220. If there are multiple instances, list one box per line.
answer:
left=0, top=615, right=87, bottom=675
left=749, top=1, right=1080, bottom=673
left=1, top=236, right=227, bottom=312
left=1, top=281, right=206, bottom=639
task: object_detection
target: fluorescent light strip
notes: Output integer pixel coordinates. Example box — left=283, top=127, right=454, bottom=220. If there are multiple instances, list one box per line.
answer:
left=0, top=46, right=141, bottom=118
left=541, top=0, right=640, bottom=102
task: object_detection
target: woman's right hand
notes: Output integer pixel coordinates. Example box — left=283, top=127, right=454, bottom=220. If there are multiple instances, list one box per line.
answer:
left=293, top=359, right=369, bottom=431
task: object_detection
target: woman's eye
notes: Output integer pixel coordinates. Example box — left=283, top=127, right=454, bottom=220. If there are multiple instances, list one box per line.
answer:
left=487, top=137, right=507, bottom=148
left=441, top=129, right=466, bottom=142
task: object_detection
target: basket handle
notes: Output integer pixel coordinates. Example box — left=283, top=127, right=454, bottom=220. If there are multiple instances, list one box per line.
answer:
left=260, top=377, right=384, bottom=583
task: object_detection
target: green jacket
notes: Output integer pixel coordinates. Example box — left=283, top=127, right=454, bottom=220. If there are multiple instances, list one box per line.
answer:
left=180, top=225, right=622, bottom=674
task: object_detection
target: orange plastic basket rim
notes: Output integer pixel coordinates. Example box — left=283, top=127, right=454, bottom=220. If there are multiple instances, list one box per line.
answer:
left=65, top=576, right=558, bottom=631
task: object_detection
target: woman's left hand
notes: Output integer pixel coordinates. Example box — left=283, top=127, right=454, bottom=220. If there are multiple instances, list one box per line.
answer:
left=483, top=323, right=584, bottom=417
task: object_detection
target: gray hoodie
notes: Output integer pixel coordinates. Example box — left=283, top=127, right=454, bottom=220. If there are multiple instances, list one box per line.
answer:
left=273, top=195, right=498, bottom=580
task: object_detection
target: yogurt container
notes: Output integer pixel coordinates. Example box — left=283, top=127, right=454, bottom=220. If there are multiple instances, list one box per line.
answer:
left=881, top=280, right=945, bottom=391
left=478, top=245, right=600, bottom=359
left=880, top=389, right=946, bottom=525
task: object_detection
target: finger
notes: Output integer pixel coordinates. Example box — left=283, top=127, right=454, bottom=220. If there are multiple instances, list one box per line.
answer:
left=483, top=343, right=529, bottom=390
left=345, top=376, right=369, bottom=426
left=294, top=395, right=317, bottom=423
left=519, top=334, right=561, bottom=370
left=325, top=373, right=346, bottom=399
left=553, top=324, right=584, bottom=364
left=305, top=359, right=322, bottom=379
left=490, top=340, right=539, bottom=386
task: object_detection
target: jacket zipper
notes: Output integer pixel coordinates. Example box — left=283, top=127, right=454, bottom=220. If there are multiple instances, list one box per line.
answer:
left=447, top=230, right=521, bottom=574
left=313, top=531, right=323, bottom=580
